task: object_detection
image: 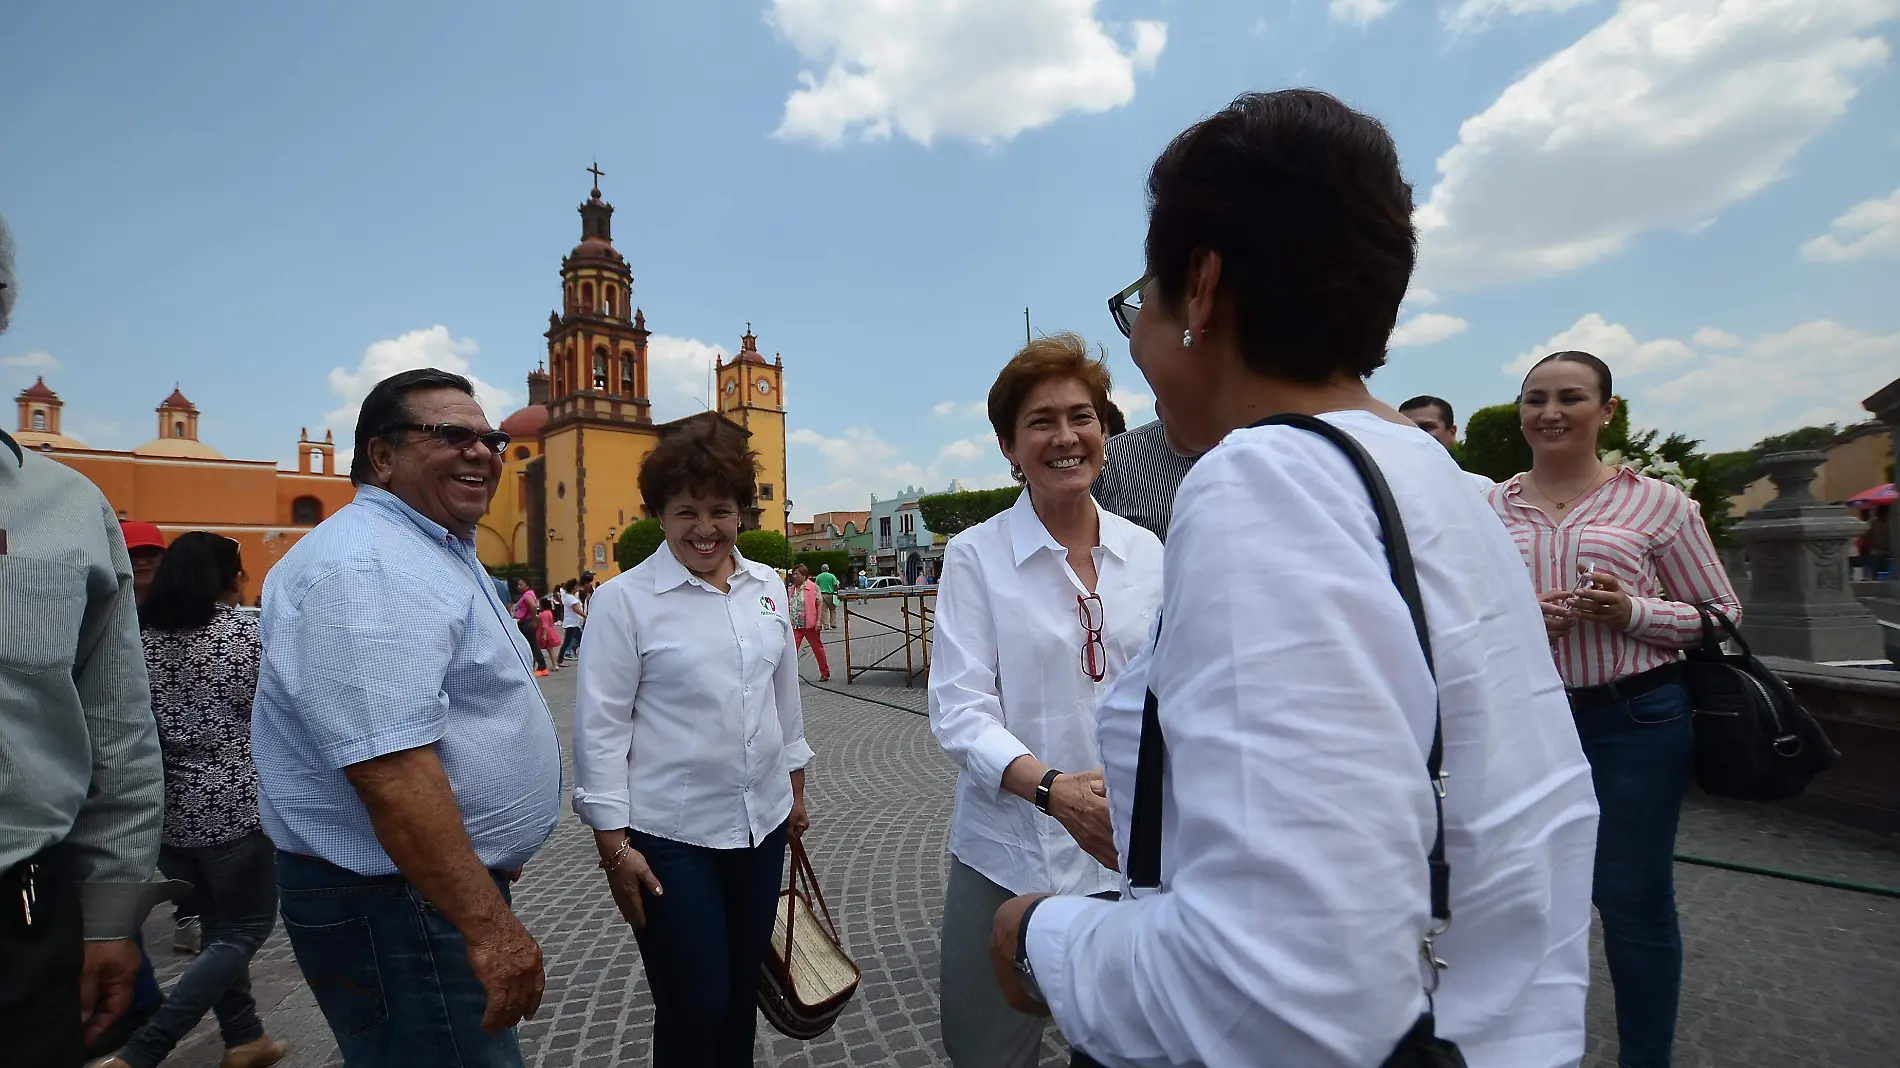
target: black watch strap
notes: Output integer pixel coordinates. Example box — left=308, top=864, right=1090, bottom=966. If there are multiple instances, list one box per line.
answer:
left=1034, top=769, right=1063, bottom=814
left=1014, top=896, right=1049, bottom=1003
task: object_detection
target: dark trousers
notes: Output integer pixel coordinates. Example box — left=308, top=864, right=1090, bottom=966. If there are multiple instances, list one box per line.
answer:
left=559, top=626, right=583, bottom=661
left=1, top=849, right=83, bottom=1068
left=1572, top=676, right=1694, bottom=1068
left=628, top=822, right=789, bottom=1068
left=120, top=830, right=277, bottom=1068
left=277, top=850, right=524, bottom=1068
left=518, top=619, right=547, bottom=671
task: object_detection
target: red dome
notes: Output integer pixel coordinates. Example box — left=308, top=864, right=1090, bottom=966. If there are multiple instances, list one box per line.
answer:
left=19, top=376, right=58, bottom=400
left=500, top=403, right=548, bottom=440
left=567, top=236, right=623, bottom=262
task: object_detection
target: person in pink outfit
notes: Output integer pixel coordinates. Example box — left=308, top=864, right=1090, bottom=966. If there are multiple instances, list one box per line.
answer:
left=788, top=565, right=830, bottom=682
left=512, top=579, right=549, bottom=676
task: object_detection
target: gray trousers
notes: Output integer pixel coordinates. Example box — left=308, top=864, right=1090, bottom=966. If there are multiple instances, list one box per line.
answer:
left=939, top=855, right=1048, bottom=1068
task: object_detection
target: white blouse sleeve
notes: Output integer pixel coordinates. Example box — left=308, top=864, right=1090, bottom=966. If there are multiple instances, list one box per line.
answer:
left=1026, top=443, right=1438, bottom=1067
left=928, top=535, right=1032, bottom=795
left=774, top=593, right=814, bottom=770
left=571, top=580, right=641, bottom=830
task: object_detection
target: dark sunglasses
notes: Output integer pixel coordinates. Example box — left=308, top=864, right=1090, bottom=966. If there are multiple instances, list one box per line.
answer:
left=1108, top=273, right=1150, bottom=339
left=394, top=422, right=511, bottom=455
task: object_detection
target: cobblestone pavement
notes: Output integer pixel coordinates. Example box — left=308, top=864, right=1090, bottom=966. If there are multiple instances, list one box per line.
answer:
left=138, top=630, right=1900, bottom=1067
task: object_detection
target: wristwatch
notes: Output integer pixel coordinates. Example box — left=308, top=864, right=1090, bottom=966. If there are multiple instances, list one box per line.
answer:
left=1034, top=769, right=1063, bottom=815
left=1014, top=896, right=1048, bottom=1005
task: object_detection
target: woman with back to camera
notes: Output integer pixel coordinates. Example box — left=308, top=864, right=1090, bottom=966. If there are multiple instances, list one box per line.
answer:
left=1490, top=350, right=1740, bottom=1068
left=94, top=533, right=287, bottom=1068
left=986, top=90, right=1601, bottom=1068
left=929, top=333, right=1164, bottom=1068
left=571, top=420, right=812, bottom=1068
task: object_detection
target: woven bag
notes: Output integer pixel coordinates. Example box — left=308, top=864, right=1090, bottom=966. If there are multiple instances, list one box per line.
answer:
left=758, top=837, right=860, bottom=1039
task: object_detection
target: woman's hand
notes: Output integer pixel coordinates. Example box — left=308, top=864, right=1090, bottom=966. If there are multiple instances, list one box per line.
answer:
left=597, top=832, right=664, bottom=930
left=789, top=769, right=809, bottom=841
left=1536, top=589, right=1576, bottom=642
left=1048, top=770, right=1118, bottom=872
left=1572, top=571, right=1633, bottom=631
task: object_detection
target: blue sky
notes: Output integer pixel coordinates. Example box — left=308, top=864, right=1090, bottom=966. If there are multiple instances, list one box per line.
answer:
left=3, top=0, right=1896, bottom=517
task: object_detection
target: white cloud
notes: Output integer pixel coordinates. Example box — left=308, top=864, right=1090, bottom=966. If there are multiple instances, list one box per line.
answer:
left=1501, top=312, right=1695, bottom=378
left=932, top=399, right=987, bottom=418
left=1643, top=320, right=1900, bottom=449
left=1, top=350, right=58, bottom=369
left=1390, top=312, right=1471, bottom=348
left=768, top=0, right=1166, bottom=146
left=1801, top=186, right=1900, bottom=262
left=1110, top=387, right=1153, bottom=419
left=320, top=326, right=516, bottom=471
left=1691, top=326, right=1742, bottom=348
left=1331, top=0, right=1398, bottom=25
left=1415, top=0, right=1898, bottom=291
left=789, top=424, right=1009, bottom=514
left=1445, top=0, right=1602, bottom=32
left=643, top=334, right=728, bottom=423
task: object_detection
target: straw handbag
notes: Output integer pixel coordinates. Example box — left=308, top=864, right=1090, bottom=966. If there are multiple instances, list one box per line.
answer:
left=758, top=837, right=860, bottom=1039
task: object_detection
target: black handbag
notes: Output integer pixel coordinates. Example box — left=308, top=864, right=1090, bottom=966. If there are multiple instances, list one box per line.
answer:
left=1110, top=413, right=1466, bottom=1068
left=1682, top=604, right=1839, bottom=802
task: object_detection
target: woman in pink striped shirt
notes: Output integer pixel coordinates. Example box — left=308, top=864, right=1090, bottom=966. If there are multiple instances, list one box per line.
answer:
left=1488, top=350, right=1739, bottom=1068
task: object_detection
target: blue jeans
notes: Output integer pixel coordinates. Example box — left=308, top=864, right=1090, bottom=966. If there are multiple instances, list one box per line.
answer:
left=559, top=627, right=583, bottom=661
left=121, top=830, right=277, bottom=1067
left=1572, top=676, right=1694, bottom=1068
left=628, top=822, right=789, bottom=1068
left=276, top=850, right=523, bottom=1068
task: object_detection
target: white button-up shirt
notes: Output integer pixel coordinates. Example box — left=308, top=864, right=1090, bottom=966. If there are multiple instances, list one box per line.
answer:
left=929, top=490, right=1164, bottom=897
left=1026, top=411, right=1599, bottom=1068
left=571, top=546, right=815, bottom=848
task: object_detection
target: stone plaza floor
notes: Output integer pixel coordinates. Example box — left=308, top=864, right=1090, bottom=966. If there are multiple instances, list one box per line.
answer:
left=137, top=633, right=1900, bottom=1067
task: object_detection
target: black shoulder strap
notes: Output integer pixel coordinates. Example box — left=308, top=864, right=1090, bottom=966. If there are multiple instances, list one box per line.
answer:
left=1125, top=413, right=1450, bottom=935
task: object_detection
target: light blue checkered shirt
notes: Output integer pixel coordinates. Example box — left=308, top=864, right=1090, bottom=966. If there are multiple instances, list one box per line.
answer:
left=252, top=485, right=563, bottom=875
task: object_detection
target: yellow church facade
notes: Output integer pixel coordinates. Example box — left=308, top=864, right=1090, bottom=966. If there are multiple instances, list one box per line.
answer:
left=477, top=174, right=789, bottom=586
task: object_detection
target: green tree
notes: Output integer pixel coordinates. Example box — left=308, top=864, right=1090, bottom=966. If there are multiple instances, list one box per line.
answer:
left=793, top=549, right=852, bottom=577
left=736, top=528, right=790, bottom=569
left=1459, top=403, right=1530, bottom=482
left=613, top=518, right=664, bottom=572
left=916, top=487, right=1022, bottom=538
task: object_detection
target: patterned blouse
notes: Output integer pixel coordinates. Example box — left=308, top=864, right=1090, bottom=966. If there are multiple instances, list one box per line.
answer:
left=1488, top=466, right=1740, bottom=689
left=143, top=604, right=263, bottom=847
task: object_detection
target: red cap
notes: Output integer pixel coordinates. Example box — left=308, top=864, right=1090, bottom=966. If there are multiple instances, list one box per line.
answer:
left=120, top=521, right=167, bottom=552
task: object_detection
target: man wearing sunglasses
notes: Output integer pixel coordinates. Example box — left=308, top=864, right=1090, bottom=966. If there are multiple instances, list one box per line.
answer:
left=252, top=368, right=563, bottom=1068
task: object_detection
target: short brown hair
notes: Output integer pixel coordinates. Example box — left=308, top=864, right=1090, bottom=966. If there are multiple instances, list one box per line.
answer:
left=639, top=420, right=759, bottom=517
left=986, top=332, right=1114, bottom=445
left=1146, top=90, right=1414, bottom=384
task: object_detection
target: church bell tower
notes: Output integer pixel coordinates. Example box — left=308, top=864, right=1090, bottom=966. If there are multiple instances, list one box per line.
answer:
left=544, top=164, right=652, bottom=428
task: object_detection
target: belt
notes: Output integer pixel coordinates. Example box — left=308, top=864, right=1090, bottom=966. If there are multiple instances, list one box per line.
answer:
left=1566, top=661, right=1682, bottom=710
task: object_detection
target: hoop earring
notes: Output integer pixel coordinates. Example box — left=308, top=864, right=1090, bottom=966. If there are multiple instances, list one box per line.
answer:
left=1009, top=463, right=1024, bottom=484
left=1181, top=329, right=1195, bottom=348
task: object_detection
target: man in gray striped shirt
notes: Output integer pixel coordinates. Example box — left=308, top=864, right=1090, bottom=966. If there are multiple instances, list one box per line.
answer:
left=1092, top=418, right=1199, bottom=543
left=0, top=211, right=168, bottom=1067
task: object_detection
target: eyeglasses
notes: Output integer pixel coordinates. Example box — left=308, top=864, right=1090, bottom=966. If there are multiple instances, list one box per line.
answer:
left=1108, top=273, right=1150, bottom=339
left=1078, top=593, right=1105, bottom=682
left=393, top=423, right=511, bottom=455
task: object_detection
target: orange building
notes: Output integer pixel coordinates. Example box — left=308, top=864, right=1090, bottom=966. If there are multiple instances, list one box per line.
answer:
left=478, top=172, right=792, bottom=586
left=12, top=377, right=356, bottom=599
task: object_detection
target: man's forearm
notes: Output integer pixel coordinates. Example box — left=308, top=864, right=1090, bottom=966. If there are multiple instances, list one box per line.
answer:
left=347, top=745, right=514, bottom=938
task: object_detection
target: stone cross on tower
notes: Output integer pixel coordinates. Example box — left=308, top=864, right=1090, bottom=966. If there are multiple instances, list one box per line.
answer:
left=588, top=161, right=605, bottom=195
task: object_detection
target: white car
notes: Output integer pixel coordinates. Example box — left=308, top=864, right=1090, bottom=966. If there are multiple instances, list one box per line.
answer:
left=860, top=576, right=906, bottom=590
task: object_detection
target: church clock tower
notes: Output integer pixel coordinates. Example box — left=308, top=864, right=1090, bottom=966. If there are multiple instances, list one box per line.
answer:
left=716, top=326, right=790, bottom=535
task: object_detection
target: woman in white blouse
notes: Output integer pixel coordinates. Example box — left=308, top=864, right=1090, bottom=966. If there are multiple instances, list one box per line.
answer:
left=989, top=91, right=1600, bottom=1068
left=929, top=333, right=1164, bottom=1068
left=572, top=421, right=813, bottom=1068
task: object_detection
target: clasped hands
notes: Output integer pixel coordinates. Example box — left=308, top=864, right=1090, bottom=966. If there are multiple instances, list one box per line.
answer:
left=1044, top=769, right=1117, bottom=873
left=1539, top=566, right=1633, bottom=641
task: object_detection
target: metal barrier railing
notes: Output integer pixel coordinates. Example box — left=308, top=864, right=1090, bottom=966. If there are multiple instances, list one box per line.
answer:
left=839, top=588, right=935, bottom=687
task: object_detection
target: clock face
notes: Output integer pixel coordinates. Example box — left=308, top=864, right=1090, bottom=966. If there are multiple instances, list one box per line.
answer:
left=724, top=380, right=737, bottom=395
left=756, top=378, right=772, bottom=395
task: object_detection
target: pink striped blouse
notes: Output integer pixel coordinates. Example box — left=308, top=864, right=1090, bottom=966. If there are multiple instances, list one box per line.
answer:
left=1487, top=467, right=1740, bottom=689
